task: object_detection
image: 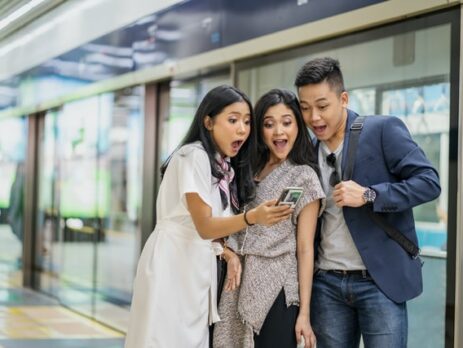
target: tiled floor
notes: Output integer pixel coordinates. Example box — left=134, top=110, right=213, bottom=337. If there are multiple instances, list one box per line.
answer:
left=0, top=263, right=125, bottom=348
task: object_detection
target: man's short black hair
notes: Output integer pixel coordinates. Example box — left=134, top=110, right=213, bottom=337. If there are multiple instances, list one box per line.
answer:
left=294, top=57, right=345, bottom=95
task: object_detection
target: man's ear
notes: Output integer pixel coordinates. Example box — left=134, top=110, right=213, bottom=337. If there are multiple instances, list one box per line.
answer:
left=204, top=115, right=213, bottom=130
left=340, top=91, right=349, bottom=108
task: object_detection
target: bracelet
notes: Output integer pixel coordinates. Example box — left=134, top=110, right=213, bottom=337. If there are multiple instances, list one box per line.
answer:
left=219, top=245, right=228, bottom=261
left=243, top=209, right=255, bottom=226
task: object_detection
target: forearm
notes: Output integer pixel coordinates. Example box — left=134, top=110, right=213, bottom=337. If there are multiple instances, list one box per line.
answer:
left=375, top=117, right=441, bottom=212
left=295, top=201, right=319, bottom=317
left=371, top=168, right=441, bottom=212
left=297, top=248, right=313, bottom=317
left=186, top=192, right=291, bottom=239
left=186, top=192, right=257, bottom=239
left=196, top=214, right=246, bottom=239
left=195, top=210, right=257, bottom=240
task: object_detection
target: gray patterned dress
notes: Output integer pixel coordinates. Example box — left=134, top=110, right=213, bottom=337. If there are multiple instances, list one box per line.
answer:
left=213, top=160, right=325, bottom=347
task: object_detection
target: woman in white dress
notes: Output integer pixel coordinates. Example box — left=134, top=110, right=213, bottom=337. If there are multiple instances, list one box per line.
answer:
left=124, top=85, right=292, bottom=348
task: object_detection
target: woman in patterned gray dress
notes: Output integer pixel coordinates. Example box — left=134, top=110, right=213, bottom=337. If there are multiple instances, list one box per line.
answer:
left=213, top=89, right=325, bottom=348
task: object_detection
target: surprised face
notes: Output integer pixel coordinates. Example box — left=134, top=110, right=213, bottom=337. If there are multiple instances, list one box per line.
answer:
left=204, top=101, right=251, bottom=158
left=262, top=103, right=298, bottom=163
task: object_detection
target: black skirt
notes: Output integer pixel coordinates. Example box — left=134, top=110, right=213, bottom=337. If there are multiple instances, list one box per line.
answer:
left=254, top=289, right=299, bottom=348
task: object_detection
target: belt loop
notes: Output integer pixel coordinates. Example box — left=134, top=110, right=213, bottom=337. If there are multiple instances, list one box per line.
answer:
left=362, top=270, right=367, bottom=278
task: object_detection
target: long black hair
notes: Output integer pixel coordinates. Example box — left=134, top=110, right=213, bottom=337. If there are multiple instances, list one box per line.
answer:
left=252, top=88, right=318, bottom=175
left=161, top=84, right=256, bottom=210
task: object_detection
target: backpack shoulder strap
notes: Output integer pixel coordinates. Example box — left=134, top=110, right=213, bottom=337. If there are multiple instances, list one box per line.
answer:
left=343, top=116, right=366, bottom=181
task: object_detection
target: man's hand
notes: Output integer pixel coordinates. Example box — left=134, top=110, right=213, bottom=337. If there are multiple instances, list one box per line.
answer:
left=332, top=180, right=367, bottom=207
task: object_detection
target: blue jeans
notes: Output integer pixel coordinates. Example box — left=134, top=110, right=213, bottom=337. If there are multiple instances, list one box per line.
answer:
left=310, top=270, right=407, bottom=348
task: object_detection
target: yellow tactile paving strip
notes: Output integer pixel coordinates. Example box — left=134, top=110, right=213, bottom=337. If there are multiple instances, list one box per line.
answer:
left=0, top=242, right=125, bottom=342
left=0, top=305, right=124, bottom=339
left=0, top=270, right=21, bottom=289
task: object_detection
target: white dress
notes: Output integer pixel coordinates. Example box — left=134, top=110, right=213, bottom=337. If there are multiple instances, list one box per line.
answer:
left=124, top=142, right=230, bottom=348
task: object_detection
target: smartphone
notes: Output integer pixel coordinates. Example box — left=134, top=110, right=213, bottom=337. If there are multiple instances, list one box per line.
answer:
left=276, top=187, right=304, bottom=208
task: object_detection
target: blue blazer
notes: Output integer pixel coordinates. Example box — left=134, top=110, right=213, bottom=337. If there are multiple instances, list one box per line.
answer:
left=317, top=109, right=441, bottom=303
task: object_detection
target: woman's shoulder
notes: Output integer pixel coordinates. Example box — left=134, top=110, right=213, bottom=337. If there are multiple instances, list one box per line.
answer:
left=286, top=162, right=318, bottom=179
left=178, top=141, right=206, bottom=153
left=176, top=141, right=209, bottom=162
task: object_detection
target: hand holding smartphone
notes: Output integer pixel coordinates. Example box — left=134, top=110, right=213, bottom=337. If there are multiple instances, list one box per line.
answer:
left=276, top=187, right=304, bottom=208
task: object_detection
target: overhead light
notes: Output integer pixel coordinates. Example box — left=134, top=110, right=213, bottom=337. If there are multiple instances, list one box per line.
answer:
left=43, top=58, right=111, bottom=80
left=133, top=51, right=166, bottom=65
left=85, top=53, right=134, bottom=69
left=83, top=43, right=133, bottom=57
left=0, top=0, right=49, bottom=32
left=155, top=29, right=181, bottom=42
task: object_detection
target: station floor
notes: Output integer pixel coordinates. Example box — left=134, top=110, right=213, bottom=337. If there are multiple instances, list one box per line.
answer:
left=0, top=262, right=125, bottom=348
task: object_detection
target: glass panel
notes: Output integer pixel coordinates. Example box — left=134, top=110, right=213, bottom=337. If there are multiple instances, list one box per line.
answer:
left=35, top=97, right=101, bottom=317
left=381, top=82, right=449, bottom=256
left=160, top=74, right=231, bottom=162
left=237, top=22, right=450, bottom=348
left=380, top=81, right=449, bottom=347
left=0, top=116, right=27, bottom=280
left=94, top=87, right=144, bottom=330
left=57, top=97, right=101, bottom=316
left=36, top=88, right=144, bottom=329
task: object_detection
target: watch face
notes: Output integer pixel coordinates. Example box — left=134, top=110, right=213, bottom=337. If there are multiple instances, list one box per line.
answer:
left=364, top=188, right=376, bottom=203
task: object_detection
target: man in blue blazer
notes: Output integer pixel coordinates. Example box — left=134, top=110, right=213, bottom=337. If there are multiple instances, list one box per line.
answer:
left=295, top=57, right=441, bottom=348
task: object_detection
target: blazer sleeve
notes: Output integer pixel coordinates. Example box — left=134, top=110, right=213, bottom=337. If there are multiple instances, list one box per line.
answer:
left=370, top=116, right=441, bottom=213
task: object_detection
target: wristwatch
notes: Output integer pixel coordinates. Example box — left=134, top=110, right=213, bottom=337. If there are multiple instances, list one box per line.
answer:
left=363, top=187, right=377, bottom=204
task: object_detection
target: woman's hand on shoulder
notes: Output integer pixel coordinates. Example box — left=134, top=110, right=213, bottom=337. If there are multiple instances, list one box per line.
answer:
left=295, top=314, right=316, bottom=348
left=248, top=200, right=293, bottom=227
left=223, top=249, right=241, bottom=292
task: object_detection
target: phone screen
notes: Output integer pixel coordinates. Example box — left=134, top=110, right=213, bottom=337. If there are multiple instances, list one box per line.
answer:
left=276, top=189, right=290, bottom=205
left=276, top=187, right=303, bottom=207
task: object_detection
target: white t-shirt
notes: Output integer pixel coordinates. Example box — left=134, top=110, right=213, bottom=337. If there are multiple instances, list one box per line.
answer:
left=316, top=141, right=366, bottom=270
left=157, top=141, right=232, bottom=232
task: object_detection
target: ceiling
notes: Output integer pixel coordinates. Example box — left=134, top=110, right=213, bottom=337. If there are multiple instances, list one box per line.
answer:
left=0, top=0, right=25, bottom=15
left=0, top=0, right=67, bottom=41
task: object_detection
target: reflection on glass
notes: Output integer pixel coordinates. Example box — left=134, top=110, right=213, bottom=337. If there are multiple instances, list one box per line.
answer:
left=236, top=23, right=451, bottom=348
left=0, top=117, right=27, bottom=274
left=348, top=88, right=375, bottom=115
left=160, top=74, right=231, bottom=162
left=382, top=83, right=450, bottom=118
left=50, top=97, right=101, bottom=317
left=19, top=75, right=87, bottom=108
left=94, top=87, right=144, bottom=330
left=382, top=82, right=450, bottom=256
left=35, top=88, right=144, bottom=328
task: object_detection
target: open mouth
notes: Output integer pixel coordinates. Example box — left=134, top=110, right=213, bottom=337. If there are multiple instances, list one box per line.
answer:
left=273, top=140, right=287, bottom=149
left=312, top=125, right=327, bottom=134
left=231, top=140, right=244, bottom=151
